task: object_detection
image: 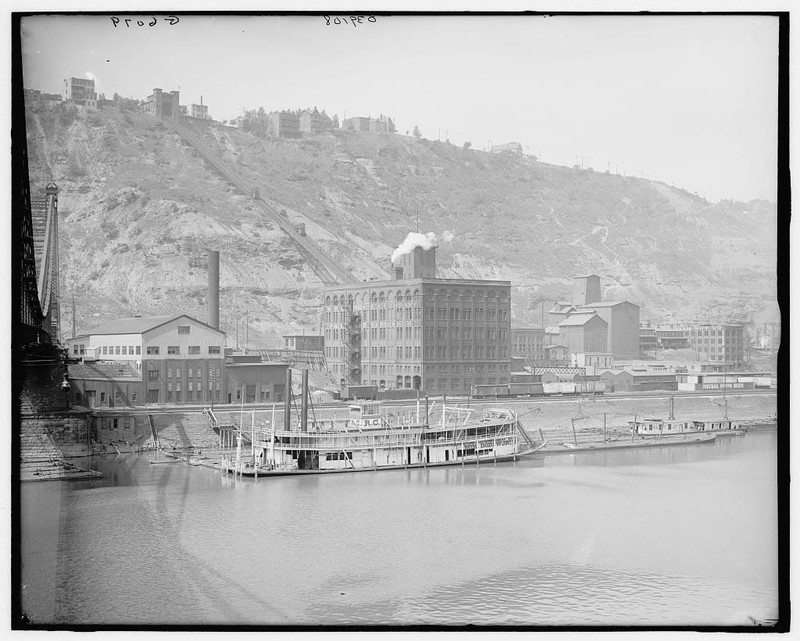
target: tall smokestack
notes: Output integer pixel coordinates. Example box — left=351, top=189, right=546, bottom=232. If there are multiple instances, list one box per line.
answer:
left=284, top=368, right=292, bottom=431
left=301, top=369, right=309, bottom=432
left=208, top=250, right=219, bottom=329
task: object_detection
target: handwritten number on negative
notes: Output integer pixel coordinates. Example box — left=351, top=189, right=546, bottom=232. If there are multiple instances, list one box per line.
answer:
left=323, top=15, right=377, bottom=26
left=110, top=15, right=180, bottom=28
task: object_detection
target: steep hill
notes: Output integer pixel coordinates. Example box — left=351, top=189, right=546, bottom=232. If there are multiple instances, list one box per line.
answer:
left=24, top=100, right=778, bottom=346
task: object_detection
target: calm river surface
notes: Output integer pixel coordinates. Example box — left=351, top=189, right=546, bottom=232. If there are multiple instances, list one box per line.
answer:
left=20, top=431, right=779, bottom=627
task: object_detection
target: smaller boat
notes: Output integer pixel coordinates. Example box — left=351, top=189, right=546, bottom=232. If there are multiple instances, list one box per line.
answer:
left=630, top=417, right=743, bottom=437
left=149, top=458, right=180, bottom=465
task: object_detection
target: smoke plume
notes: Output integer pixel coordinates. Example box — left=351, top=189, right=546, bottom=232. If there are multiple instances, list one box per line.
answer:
left=391, top=230, right=454, bottom=263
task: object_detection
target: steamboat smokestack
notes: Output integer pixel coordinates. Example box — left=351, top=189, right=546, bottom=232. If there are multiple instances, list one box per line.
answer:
left=301, top=369, right=309, bottom=432
left=284, top=368, right=292, bottom=431
left=208, top=249, right=220, bottom=330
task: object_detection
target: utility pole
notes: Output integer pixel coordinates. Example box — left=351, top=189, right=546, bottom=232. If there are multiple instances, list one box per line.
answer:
left=72, top=293, right=76, bottom=339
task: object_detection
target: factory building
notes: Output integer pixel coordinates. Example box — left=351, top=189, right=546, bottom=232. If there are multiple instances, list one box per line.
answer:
left=546, top=276, right=640, bottom=360
left=65, top=314, right=226, bottom=405
left=323, top=242, right=511, bottom=396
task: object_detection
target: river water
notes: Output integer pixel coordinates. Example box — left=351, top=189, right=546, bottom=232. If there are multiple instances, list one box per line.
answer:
left=20, top=431, right=779, bottom=627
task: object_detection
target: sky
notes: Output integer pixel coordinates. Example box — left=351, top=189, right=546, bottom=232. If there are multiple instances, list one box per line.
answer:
left=19, top=12, right=780, bottom=202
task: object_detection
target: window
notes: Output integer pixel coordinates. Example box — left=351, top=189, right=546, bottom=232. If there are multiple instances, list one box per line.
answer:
left=178, top=325, right=190, bottom=334
left=136, top=346, right=141, bottom=355
left=175, top=368, right=181, bottom=378
left=103, top=346, right=108, bottom=355
left=131, top=392, right=137, bottom=402
left=188, top=382, right=193, bottom=392
left=147, top=346, right=160, bottom=355
left=167, top=346, right=180, bottom=355
left=122, top=346, right=128, bottom=355
left=73, top=345, right=79, bottom=355
left=208, top=346, right=221, bottom=355
left=188, top=368, right=193, bottom=378
left=115, top=346, right=121, bottom=355
left=100, top=392, right=106, bottom=403
left=188, top=346, right=201, bottom=355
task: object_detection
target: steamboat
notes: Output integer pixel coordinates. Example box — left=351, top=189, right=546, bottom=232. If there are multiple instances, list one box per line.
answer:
left=220, top=370, right=545, bottom=477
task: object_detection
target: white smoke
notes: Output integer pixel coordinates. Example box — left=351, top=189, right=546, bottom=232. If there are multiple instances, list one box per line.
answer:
left=391, top=232, right=437, bottom=263
left=391, top=230, right=455, bottom=263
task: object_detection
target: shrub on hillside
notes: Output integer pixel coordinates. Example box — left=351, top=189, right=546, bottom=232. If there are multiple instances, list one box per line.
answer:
left=101, top=221, right=119, bottom=240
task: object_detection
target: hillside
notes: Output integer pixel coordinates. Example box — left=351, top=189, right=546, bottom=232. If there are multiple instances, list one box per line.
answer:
left=24, top=100, right=778, bottom=346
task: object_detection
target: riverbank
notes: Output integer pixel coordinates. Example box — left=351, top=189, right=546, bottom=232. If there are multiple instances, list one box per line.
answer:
left=20, top=459, right=103, bottom=482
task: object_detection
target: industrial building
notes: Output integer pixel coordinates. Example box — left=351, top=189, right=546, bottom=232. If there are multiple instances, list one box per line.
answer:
left=225, top=354, right=289, bottom=404
left=546, top=275, right=640, bottom=361
left=323, top=244, right=511, bottom=395
left=284, top=335, right=324, bottom=351
left=65, top=314, right=226, bottom=404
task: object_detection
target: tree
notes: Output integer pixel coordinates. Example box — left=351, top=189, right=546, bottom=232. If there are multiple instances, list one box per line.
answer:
left=332, top=114, right=340, bottom=129
left=413, top=125, right=422, bottom=139
left=463, top=141, right=472, bottom=150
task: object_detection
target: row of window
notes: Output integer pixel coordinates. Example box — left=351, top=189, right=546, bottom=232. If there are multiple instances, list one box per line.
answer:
left=167, top=382, right=222, bottom=392
left=145, top=345, right=221, bottom=355
left=327, top=290, right=508, bottom=306
left=165, top=367, right=222, bottom=378
left=95, top=345, right=142, bottom=356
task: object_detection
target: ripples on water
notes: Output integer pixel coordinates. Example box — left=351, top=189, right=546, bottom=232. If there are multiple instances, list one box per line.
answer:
left=20, top=431, right=779, bottom=626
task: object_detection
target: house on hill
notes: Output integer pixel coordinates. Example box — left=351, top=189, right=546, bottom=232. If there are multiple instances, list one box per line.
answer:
left=491, top=142, right=522, bottom=154
left=267, top=110, right=301, bottom=138
left=342, top=114, right=395, bottom=133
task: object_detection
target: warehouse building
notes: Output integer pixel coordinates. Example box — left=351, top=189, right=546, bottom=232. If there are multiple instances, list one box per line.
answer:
left=322, top=243, right=511, bottom=396
left=65, top=314, right=226, bottom=405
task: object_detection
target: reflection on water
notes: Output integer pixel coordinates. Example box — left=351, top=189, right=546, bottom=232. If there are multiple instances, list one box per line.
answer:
left=20, top=431, right=778, bottom=626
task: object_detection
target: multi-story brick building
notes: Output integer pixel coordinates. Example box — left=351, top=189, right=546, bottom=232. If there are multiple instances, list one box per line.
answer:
left=63, top=77, right=97, bottom=108
left=688, top=323, right=746, bottom=368
left=323, top=246, right=511, bottom=396
left=510, top=327, right=546, bottom=365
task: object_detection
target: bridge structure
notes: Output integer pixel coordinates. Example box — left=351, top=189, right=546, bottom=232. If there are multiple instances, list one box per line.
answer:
left=162, top=117, right=356, bottom=286
left=16, top=142, right=56, bottom=349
